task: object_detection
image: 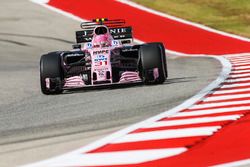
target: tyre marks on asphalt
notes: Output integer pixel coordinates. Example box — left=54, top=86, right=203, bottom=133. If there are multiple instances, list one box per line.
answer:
left=0, top=39, right=29, bottom=46
left=0, top=32, right=74, bottom=44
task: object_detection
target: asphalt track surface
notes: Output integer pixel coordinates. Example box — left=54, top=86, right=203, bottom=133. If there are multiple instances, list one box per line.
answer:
left=0, top=0, right=220, bottom=166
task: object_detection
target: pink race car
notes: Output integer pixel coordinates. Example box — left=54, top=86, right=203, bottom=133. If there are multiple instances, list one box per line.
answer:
left=40, top=18, right=167, bottom=94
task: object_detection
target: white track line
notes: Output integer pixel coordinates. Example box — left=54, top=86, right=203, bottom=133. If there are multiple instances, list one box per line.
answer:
left=230, top=69, right=250, bottom=74
left=213, top=87, right=250, bottom=94
left=225, top=77, right=250, bottom=82
left=221, top=83, right=250, bottom=88
left=229, top=73, right=250, bottom=78
left=230, top=56, right=250, bottom=60
left=227, top=54, right=250, bottom=58
left=190, top=100, right=250, bottom=109
left=226, top=53, right=250, bottom=58
left=233, top=65, right=250, bottom=70
left=229, top=57, right=250, bottom=61
left=204, top=94, right=250, bottom=101
left=28, top=148, right=186, bottom=166
left=230, top=60, right=250, bottom=64
left=144, top=115, right=241, bottom=128
left=213, top=158, right=250, bottom=167
left=231, top=62, right=250, bottom=65
left=173, top=106, right=250, bottom=117
left=231, top=62, right=250, bottom=66
left=111, top=126, right=220, bottom=144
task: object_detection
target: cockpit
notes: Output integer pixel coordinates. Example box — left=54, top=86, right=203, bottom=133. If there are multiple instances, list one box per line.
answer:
left=92, top=26, right=113, bottom=48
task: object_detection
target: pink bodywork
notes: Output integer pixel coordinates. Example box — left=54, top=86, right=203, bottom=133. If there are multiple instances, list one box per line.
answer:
left=90, top=48, right=112, bottom=84
left=63, top=25, right=141, bottom=88
left=119, top=71, right=141, bottom=83
left=64, top=76, right=85, bottom=88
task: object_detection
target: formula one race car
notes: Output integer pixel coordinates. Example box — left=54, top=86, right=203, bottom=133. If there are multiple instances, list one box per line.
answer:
left=40, top=18, right=168, bottom=94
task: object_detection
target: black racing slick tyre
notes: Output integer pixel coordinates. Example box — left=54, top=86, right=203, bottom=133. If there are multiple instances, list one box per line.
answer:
left=147, top=42, right=168, bottom=78
left=40, top=52, right=63, bottom=95
left=139, top=43, right=166, bottom=84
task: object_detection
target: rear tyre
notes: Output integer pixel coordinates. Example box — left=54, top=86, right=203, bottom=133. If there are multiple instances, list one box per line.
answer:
left=40, top=52, right=63, bottom=95
left=139, top=43, right=166, bottom=84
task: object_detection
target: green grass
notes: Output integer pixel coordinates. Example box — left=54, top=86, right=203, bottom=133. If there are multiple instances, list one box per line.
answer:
left=132, top=0, right=250, bottom=38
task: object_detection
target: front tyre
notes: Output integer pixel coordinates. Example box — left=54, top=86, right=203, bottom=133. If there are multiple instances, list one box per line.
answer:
left=139, top=43, right=166, bottom=84
left=147, top=42, right=168, bottom=78
left=40, top=52, right=63, bottom=95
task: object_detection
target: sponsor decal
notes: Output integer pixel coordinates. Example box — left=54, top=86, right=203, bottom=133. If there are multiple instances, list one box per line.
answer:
left=86, top=42, right=92, bottom=48
left=98, top=70, right=105, bottom=77
left=94, top=55, right=108, bottom=66
left=112, top=40, right=119, bottom=46
left=93, top=50, right=109, bottom=55
left=81, top=31, right=87, bottom=36
left=66, top=53, right=84, bottom=57
left=110, top=28, right=127, bottom=34
left=84, top=37, right=92, bottom=41
left=94, top=67, right=108, bottom=72
left=81, top=30, right=93, bottom=36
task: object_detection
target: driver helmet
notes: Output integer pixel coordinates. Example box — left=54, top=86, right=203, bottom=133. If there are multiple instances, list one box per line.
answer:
left=92, top=34, right=112, bottom=47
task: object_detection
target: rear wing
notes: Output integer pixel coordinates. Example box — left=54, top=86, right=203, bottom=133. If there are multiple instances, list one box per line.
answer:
left=75, top=18, right=133, bottom=44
